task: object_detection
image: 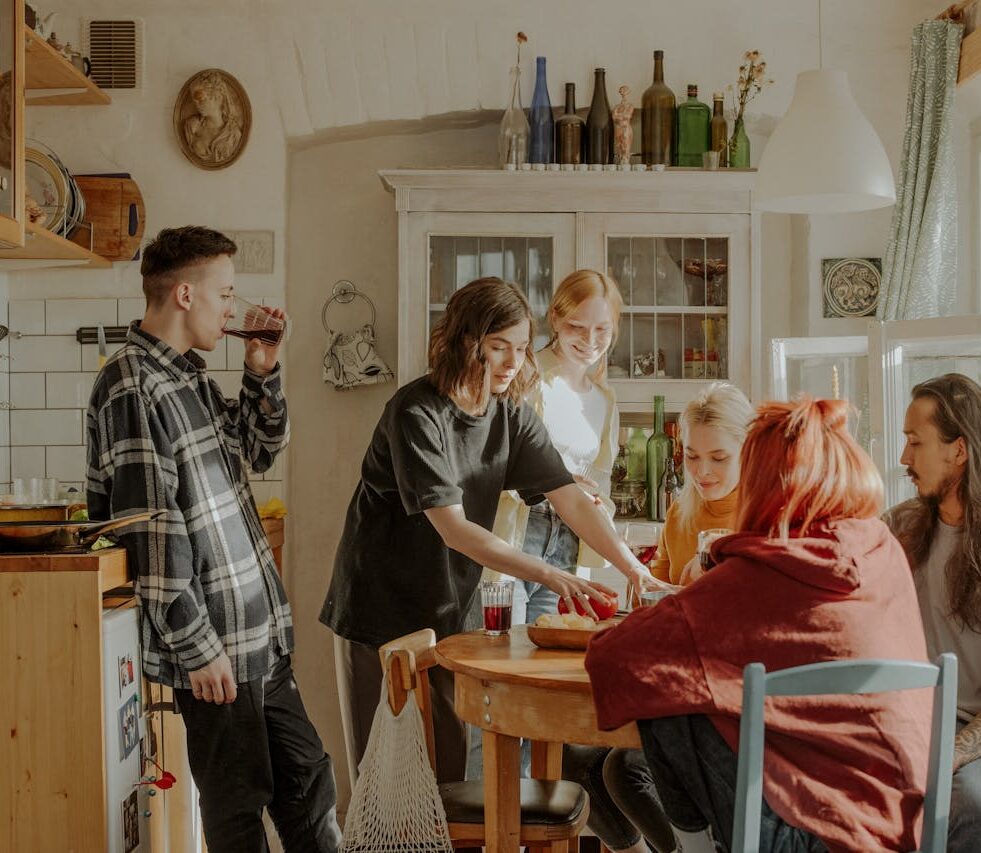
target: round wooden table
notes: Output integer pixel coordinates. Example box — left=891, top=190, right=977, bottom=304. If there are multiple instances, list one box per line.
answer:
left=435, top=626, right=640, bottom=853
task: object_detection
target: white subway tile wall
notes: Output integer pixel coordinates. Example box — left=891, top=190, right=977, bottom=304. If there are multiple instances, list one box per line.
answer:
left=0, top=297, right=285, bottom=502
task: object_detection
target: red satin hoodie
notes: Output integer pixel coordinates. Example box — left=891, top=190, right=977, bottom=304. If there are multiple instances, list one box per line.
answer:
left=585, top=517, right=931, bottom=852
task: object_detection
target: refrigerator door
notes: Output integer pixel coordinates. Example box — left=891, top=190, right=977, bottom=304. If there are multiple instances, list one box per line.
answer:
left=768, top=335, right=871, bottom=452
left=102, top=606, right=151, bottom=853
left=870, top=315, right=981, bottom=508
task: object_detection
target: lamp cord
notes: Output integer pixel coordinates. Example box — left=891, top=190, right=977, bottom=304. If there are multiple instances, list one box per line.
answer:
left=818, top=0, right=824, bottom=69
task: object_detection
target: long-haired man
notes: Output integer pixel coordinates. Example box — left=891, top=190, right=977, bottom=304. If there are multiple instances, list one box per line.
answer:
left=888, top=372, right=981, bottom=852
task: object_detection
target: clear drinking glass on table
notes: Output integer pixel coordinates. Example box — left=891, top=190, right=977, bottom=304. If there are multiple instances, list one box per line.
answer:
left=480, top=580, right=515, bottom=636
left=696, top=527, right=732, bottom=572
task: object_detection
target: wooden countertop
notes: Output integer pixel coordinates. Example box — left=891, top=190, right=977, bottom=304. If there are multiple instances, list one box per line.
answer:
left=0, top=547, right=128, bottom=592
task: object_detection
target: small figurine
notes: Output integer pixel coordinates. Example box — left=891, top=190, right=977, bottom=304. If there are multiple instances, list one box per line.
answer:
left=612, top=85, right=635, bottom=167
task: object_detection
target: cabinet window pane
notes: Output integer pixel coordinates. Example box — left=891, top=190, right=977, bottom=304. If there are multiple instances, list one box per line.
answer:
left=428, top=234, right=555, bottom=346
left=606, top=234, right=730, bottom=382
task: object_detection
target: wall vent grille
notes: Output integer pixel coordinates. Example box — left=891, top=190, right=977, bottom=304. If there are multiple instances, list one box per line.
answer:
left=84, top=20, right=143, bottom=90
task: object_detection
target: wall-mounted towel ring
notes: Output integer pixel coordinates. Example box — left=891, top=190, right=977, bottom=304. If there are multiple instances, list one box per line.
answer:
left=321, top=280, right=393, bottom=390
left=321, top=280, right=376, bottom=332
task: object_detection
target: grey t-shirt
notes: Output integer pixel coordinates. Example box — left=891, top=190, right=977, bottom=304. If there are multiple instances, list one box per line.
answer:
left=912, top=518, right=981, bottom=722
left=321, top=376, right=574, bottom=647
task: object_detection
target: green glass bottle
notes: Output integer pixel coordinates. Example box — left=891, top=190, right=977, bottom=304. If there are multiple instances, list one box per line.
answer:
left=710, top=92, right=728, bottom=167
left=729, top=117, right=750, bottom=168
left=646, top=396, right=672, bottom=521
left=676, top=84, right=711, bottom=167
left=626, top=426, right=648, bottom=482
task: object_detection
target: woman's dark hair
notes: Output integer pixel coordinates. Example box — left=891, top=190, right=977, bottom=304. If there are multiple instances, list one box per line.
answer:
left=428, top=277, right=537, bottom=406
left=140, top=226, right=237, bottom=306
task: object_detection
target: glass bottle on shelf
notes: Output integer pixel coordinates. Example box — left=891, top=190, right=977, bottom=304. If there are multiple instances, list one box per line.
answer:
left=676, top=85, right=711, bottom=167
left=556, top=82, right=584, bottom=165
left=612, top=427, right=629, bottom=484
left=710, top=92, right=728, bottom=167
left=529, top=56, right=554, bottom=164
left=641, top=50, right=676, bottom=167
left=498, top=65, right=529, bottom=168
left=586, top=68, right=612, bottom=165
left=662, top=454, right=682, bottom=515
left=646, top=395, right=672, bottom=521
left=626, top=426, right=648, bottom=482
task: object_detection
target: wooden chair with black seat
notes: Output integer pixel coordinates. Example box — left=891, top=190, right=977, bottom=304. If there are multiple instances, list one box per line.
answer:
left=379, top=628, right=590, bottom=853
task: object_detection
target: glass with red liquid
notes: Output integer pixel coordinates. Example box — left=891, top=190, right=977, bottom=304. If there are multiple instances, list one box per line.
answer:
left=697, top=528, right=732, bottom=572
left=223, top=296, right=291, bottom=346
left=480, top=580, right=514, bottom=636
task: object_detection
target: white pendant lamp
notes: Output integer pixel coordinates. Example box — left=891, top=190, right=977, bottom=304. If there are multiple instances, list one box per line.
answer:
left=755, top=1, right=896, bottom=213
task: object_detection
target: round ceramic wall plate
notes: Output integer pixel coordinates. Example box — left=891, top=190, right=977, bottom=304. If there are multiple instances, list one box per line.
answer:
left=823, top=258, right=881, bottom=317
left=24, top=147, right=68, bottom=234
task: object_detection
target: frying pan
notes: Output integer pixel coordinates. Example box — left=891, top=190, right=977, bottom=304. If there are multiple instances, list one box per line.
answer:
left=0, top=510, right=166, bottom=553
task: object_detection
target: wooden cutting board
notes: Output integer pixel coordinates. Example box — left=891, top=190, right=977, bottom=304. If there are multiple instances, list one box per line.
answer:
left=69, top=175, right=146, bottom=261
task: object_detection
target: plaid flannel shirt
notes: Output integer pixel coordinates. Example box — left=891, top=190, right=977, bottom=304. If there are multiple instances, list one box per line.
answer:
left=86, top=325, right=293, bottom=689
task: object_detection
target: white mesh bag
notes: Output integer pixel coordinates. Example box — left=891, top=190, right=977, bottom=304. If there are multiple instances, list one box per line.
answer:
left=341, top=681, right=454, bottom=853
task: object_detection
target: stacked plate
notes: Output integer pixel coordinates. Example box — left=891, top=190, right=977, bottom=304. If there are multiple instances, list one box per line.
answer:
left=24, top=141, right=85, bottom=237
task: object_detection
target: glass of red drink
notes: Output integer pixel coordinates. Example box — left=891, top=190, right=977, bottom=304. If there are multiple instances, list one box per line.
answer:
left=696, top=527, right=732, bottom=572
left=223, top=297, right=291, bottom=346
left=480, top=580, right=514, bottom=636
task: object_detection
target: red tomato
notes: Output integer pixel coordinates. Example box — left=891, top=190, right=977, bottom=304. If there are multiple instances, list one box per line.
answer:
left=558, top=591, right=618, bottom=621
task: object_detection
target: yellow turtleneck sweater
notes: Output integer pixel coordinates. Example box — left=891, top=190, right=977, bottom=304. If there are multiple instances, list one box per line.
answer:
left=651, top=488, right=739, bottom=585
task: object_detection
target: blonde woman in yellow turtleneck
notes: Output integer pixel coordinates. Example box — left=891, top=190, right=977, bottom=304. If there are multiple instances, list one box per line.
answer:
left=652, top=383, right=754, bottom=586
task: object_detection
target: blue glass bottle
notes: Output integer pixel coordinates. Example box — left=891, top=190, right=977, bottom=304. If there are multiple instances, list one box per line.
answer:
left=529, top=56, right=554, bottom=164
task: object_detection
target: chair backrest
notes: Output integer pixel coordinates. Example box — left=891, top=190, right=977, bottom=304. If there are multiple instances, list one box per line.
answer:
left=732, top=654, right=958, bottom=853
left=378, top=628, right=439, bottom=773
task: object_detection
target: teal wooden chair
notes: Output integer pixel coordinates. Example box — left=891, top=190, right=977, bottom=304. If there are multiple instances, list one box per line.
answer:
left=732, top=654, right=958, bottom=853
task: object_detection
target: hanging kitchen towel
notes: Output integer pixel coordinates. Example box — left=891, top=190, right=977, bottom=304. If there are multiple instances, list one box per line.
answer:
left=322, top=323, right=394, bottom=390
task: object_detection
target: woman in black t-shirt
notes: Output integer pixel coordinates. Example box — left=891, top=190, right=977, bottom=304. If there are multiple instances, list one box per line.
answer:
left=321, top=276, right=664, bottom=787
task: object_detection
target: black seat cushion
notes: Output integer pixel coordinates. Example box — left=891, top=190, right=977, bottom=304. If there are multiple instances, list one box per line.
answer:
left=438, top=779, right=587, bottom=826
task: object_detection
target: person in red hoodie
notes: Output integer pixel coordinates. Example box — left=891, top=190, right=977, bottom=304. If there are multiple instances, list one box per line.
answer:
left=585, top=397, right=933, bottom=853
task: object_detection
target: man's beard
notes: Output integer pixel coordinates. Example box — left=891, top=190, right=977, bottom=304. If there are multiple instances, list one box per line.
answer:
left=916, top=470, right=962, bottom=509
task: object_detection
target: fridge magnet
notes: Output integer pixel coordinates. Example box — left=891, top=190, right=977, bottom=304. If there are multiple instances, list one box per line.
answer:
left=122, top=790, right=140, bottom=853
left=822, top=257, right=881, bottom=318
left=118, top=694, right=140, bottom=760
left=118, top=653, right=134, bottom=695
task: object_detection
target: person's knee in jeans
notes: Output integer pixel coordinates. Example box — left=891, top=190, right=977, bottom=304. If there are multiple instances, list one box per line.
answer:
left=603, top=748, right=677, bottom=853
left=948, top=758, right=981, bottom=853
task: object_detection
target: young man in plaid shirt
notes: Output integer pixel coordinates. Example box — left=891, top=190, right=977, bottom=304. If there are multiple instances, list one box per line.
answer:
left=86, top=226, right=340, bottom=853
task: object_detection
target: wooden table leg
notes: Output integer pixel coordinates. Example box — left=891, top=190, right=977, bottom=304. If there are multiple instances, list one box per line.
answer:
left=530, top=740, right=563, bottom=779
left=484, top=729, right=521, bottom=853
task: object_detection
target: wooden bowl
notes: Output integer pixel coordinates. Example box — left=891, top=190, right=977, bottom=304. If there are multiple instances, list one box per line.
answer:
left=526, top=619, right=619, bottom=651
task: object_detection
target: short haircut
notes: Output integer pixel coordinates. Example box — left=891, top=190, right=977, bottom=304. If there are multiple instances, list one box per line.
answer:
left=736, top=396, right=883, bottom=538
left=428, top=277, right=537, bottom=406
left=140, top=226, right=238, bottom=307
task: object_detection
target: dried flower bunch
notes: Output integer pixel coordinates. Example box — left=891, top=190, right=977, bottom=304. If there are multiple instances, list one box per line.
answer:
left=727, top=50, right=774, bottom=128
left=515, top=31, right=527, bottom=66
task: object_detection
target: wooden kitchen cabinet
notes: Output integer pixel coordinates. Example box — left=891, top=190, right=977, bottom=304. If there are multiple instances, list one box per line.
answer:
left=0, top=3, right=113, bottom=269
left=380, top=168, right=762, bottom=414
left=1, top=548, right=129, bottom=851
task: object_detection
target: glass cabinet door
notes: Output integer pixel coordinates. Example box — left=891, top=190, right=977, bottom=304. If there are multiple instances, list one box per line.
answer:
left=769, top=335, right=871, bottom=453
left=870, top=315, right=981, bottom=507
left=403, top=213, right=576, bottom=383
left=582, top=213, right=750, bottom=412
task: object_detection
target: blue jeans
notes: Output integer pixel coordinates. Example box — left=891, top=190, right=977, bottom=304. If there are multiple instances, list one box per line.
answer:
left=950, top=718, right=981, bottom=853
left=466, top=503, right=580, bottom=781
left=639, top=715, right=827, bottom=853
left=562, top=744, right=675, bottom=852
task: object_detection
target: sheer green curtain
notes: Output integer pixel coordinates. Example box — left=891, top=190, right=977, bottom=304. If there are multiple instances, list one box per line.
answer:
left=878, top=20, right=963, bottom=321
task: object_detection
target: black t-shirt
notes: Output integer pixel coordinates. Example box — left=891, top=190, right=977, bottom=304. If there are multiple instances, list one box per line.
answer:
left=320, top=376, right=574, bottom=647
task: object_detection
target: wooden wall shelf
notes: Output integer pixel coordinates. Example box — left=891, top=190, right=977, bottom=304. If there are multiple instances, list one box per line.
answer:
left=0, top=221, right=112, bottom=269
left=24, top=26, right=111, bottom=106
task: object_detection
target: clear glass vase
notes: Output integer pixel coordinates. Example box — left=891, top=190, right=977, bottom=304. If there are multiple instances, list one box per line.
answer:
left=499, top=65, right=529, bottom=169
